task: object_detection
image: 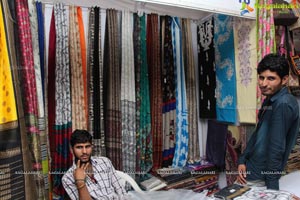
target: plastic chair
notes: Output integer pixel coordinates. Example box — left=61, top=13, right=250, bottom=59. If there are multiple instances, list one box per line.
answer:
left=116, top=170, right=144, bottom=194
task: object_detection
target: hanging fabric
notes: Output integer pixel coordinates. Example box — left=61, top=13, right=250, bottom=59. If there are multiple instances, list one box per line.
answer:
left=256, top=0, right=277, bottom=115
left=103, top=9, right=122, bottom=169
left=28, top=1, right=50, bottom=195
left=206, top=120, right=228, bottom=169
left=214, top=14, right=237, bottom=124
left=36, top=2, right=45, bottom=97
left=121, top=10, right=136, bottom=177
left=147, top=13, right=163, bottom=171
left=172, top=17, right=189, bottom=168
left=234, top=18, right=257, bottom=124
left=0, top=1, right=37, bottom=199
left=197, top=17, right=217, bottom=119
left=69, top=5, right=87, bottom=131
left=88, top=7, right=106, bottom=157
left=161, top=15, right=176, bottom=168
left=182, top=18, right=200, bottom=164
left=51, top=3, right=73, bottom=197
left=15, top=0, right=46, bottom=198
left=133, top=13, right=152, bottom=180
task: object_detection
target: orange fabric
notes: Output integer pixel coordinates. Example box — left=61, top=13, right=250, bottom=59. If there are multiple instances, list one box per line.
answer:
left=77, top=7, right=88, bottom=124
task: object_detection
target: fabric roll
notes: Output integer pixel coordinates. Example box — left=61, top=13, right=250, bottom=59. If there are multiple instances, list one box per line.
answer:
left=172, top=17, right=189, bottom=168
left=51, top=3, right=73, bottom=197
left=234, top=18, right=257, bottom=124
left=214, top=14, right=237, bottom=124
left=147, top=13, right=163, bottom=171
left=103, top=9, right=122, bottom=169
left=182, top=18, right=200, bottom=163
left=133, top=13, right=152, bottom=180
left=69, top=5, right=87, bottom=131
left=121, top=10, right=136, bottom=178
left=197, top=17, right=217, bottom=119
left=161, top=15, right=176, bottom=168
left=15, top=0, right=45, bottom=198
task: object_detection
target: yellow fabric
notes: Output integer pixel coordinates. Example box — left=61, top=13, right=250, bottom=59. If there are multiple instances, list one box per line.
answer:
left=0, top=3, right=17, bottom=124
left=234, top=18, right=257, bottom=124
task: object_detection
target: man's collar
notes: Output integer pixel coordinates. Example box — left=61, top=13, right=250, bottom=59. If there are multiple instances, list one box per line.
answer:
left=269, top=86, right=288, bottom=103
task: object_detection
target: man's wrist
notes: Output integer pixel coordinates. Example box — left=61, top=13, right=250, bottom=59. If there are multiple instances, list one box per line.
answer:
left=77, top=183, right=86, bottom=190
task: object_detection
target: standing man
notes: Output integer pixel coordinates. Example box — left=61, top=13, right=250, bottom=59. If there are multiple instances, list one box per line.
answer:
left=237, top=53, right=299, bottom=190
left=62, top=129, right=128, bottom=200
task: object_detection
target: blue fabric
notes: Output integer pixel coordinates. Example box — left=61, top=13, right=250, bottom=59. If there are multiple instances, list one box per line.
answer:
left=171, top=17, right=189, bottom=167
left=238, top=87, right=299, bottom=190
left=214, top=14, right=237, bottom=124
left=36, top=2, right=45, bottom=100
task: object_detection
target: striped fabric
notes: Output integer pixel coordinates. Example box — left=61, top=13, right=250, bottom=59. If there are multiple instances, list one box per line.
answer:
left=147, top=14, right=163, bottom=171
left=182, top=18, right=200, bottom=164
left=103, top=9, right=122, bottom=169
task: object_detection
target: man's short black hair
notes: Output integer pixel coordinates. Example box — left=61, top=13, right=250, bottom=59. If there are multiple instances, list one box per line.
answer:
left=257, top=53, right=289, bottom=79
left=70, top=129, right=92, bottom=147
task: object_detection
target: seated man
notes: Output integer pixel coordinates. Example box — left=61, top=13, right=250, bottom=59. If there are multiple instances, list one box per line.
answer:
left=62, top=129, right=128, bottom=200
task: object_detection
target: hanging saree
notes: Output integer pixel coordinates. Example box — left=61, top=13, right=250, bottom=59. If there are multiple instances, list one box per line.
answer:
left=234, top=18, right=257, bottom=124
left=88, top=7, right=106, bottom=157
left=172, top=17, right=189, bottom=168
left=69, top=5, right=87, bottom=131
left=133, top=13, right=152, bottom=180
left=214, top=14, right=237, bottom=124
left=49, top=3, right=73, bottom=198
left=182, top=18, right=200, bottom=163
left=15, top=0, right=45, bottom=198
left=161, top=15, right=176, bottom=168
left=0, top=1, right=36, bottom=199
left=28, top=1, right=50, bottom=195
left=197, top=17, right=217, bottom=119
left=147, top=13, right=163, bottom=171
left=103, top=9, right=122, bottom=169
left=121, top=10, right=136, bottom=177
